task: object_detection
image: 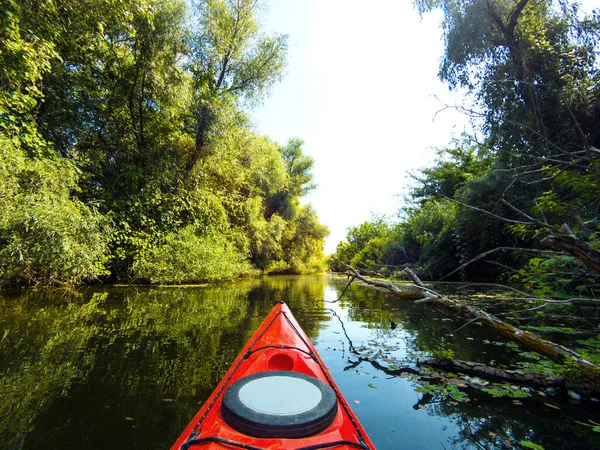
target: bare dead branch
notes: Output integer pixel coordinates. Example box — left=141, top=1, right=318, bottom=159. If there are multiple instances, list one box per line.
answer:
left=439, top=247, right=560, bottom=281
left=439, top=194, right=534, bottom=226
left=501, top=198, right=559, bottom=231
left=344, top=265, right=423, bottom=300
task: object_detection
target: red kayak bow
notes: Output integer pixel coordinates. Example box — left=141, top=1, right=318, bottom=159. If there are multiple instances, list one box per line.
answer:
left=171, top=301, right=375, bottom=450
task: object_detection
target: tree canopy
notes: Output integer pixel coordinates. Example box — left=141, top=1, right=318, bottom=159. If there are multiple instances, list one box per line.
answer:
left=0, top=0, right=327, bottom=287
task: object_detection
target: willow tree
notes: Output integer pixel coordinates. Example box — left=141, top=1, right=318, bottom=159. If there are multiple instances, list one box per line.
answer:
left=186, top=0, right=288, bottom=170
left=415, top=0, right=599, bottom=152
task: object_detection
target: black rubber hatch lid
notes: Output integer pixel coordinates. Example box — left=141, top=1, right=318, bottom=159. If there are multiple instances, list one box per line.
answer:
left=221, top=370, right=338, bottom=438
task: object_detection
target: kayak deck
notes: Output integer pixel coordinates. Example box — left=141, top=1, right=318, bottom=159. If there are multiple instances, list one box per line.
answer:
left=171, top=302, right=375, bottom=450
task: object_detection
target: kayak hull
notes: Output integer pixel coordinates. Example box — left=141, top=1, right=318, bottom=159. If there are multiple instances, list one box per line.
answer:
left=171, top=302, right=375, bottom=450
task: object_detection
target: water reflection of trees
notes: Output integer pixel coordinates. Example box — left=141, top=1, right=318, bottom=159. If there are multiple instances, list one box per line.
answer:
left=424, top=396, right=600, bottom=449
left=4, top=277, right=599, bottom=450
left=0, top=276, right=328, bottom=450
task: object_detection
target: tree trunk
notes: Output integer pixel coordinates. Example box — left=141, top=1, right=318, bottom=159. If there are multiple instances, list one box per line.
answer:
left=185, top=105, right=215, bottom=173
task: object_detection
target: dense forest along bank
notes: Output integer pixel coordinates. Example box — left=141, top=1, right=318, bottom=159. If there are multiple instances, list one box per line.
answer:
left=1, top=275, right=599, bottom=450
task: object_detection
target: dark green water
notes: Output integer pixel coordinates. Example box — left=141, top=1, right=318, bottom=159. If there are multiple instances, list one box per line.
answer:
left=1, top=275, right=599, bottom=449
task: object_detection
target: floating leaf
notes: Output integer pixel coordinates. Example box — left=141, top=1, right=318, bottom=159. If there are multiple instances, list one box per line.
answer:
left=520, top=440, right=544, bottom=450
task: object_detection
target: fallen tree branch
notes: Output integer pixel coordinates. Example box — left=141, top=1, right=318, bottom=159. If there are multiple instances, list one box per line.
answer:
left=343, top=265, right=423, bottom=300
left=344, top=265, right=600, bottom=387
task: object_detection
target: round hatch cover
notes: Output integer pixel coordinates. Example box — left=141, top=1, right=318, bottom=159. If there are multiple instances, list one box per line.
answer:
left=221, top=370, right=338, bottom=438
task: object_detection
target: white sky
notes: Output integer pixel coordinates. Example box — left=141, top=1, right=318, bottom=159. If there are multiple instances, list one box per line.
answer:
left=249, top=1, right=479, bottom=254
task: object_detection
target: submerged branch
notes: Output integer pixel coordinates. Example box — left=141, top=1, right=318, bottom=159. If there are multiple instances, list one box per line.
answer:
left=421, top=358, right=599, bottom=395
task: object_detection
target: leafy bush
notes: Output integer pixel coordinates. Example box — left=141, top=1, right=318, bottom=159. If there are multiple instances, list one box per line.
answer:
left=0, top=138, right=110, bottom=286
left=132, top=226, right=250, bottom=284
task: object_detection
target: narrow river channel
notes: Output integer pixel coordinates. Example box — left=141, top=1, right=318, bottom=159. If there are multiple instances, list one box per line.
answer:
left=1, top=275, right=598, bottom=449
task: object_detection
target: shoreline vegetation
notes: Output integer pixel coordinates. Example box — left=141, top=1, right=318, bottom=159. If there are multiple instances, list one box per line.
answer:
left=328, top=0, right=600, bottom=408
left=330, top=0, right=600, bottom=296
left=1, top=0, right=328, bottom=288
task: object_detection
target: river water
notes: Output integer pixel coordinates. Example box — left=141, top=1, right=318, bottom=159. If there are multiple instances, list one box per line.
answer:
left=1, top=275, right=599, bottom=449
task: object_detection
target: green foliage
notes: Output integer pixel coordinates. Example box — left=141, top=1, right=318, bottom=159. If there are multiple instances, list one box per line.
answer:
left=574, top=336, right=600, bottom=365
left=411, top=143, right=492, bottom=204
left=0, top=137, right=109, bottom=286
left=403, top=199, right=459, bottom=277
left=132, top=226, right=249, bottom=284
left=510, top=255, right=583, bottom=297
left=433, top=347, right=456, bottom=360
left=480, top=384, right=532, bottom=399
left=280, top=205, right=329, bottom=274
left=0, top=1, right=109, bottom=286
left=426, top=337, right=456, bottom=360
left=520, top=440, right=545, bottom=450
left=514, top=351, right=559, bottom=375
left=416, top=382, right=469, bottom=402
left=0, top=0, right=58, bottom=152
left=280, top=138, right=316, bottom=197
left=330, top=216, right=393, bottom=272
left=190, top=0, right=287, bottom=103
left=555, top=355, right=581, bottom=378
left=0, top=0, right=325, bottom=286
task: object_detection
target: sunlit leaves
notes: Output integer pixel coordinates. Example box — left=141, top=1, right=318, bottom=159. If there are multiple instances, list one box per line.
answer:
left=190, top=0, right=288, bottom=103
left=0, top=136, right=110, bottom=286
left=132, top=226, right=249, bottom=283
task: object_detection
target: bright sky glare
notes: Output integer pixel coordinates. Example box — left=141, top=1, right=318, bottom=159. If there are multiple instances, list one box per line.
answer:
left=250, top=1, right=479, bottom=254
